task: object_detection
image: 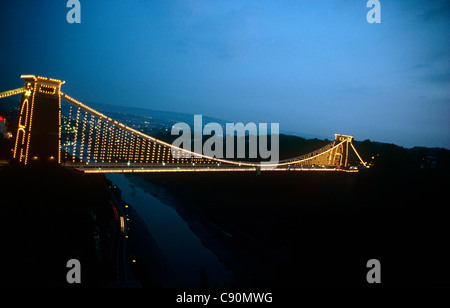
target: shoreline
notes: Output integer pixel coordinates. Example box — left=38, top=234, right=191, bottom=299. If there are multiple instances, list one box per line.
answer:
left=107, top=176, right=176, bottom=287
left=109, top=173, right=236, bottom=287
left=123, top=173, right=281, bottom=288
left=123, top=197, right=176, bottom=287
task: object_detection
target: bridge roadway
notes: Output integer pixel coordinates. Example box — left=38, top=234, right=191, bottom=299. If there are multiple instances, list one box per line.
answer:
left=62, top=162, right=359, bottom=173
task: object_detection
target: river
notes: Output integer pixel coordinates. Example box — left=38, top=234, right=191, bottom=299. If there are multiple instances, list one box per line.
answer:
left=106, top=173, right=234, bottom=287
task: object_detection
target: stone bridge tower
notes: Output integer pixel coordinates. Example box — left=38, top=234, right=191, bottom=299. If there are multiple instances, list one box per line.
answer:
left=13, top=75, right=65, bottom=164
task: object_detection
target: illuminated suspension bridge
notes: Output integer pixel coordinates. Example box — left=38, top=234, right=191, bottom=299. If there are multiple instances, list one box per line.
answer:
left=0, top=75, right=367, bottom=173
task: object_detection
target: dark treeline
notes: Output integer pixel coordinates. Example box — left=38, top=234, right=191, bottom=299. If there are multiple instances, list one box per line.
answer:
left=0, top=164, right=115, bottom=287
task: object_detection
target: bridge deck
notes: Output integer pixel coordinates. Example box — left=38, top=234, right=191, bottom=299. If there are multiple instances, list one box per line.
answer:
left=62, top=162, right=359, bottom=173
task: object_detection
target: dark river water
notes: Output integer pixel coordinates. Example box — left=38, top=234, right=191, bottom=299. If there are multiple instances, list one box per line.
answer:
left=106, top=173, right=233, bottom=287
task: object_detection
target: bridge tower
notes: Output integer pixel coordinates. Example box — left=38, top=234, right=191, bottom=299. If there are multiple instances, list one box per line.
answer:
left=331, top=134, right=366, bottom=168
left=333, top=134, right=352, bottom=168
left=13, top=75, right=65, bottom=165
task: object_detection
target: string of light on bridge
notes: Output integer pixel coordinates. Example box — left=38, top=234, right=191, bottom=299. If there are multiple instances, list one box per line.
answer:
left=0, top=78, right=368, bottom=172
left=59, top=93, right=366, bottom=172
left=60, top=96, right=219, bottom=166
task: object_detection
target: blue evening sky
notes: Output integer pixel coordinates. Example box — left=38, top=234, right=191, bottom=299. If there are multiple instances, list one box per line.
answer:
left=0, top=0, right=448, bottom=148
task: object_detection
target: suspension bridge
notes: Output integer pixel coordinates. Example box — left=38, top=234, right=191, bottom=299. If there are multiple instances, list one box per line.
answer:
left=0, top=75, right=366, bottom=173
